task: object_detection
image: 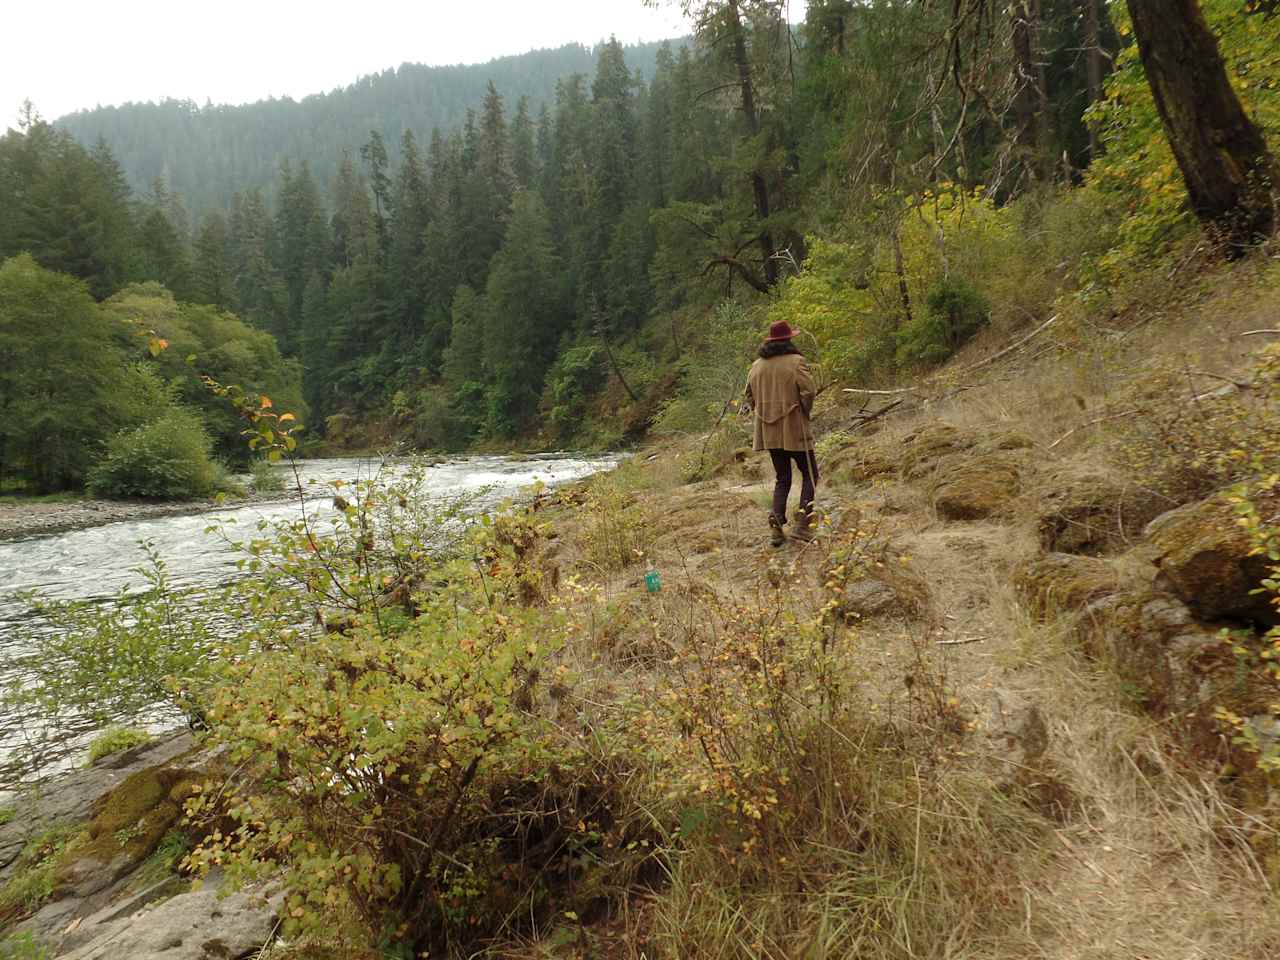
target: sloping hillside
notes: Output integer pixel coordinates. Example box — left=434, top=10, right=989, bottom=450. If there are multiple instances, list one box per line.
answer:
left=516, top=255, right=1280, bottom=956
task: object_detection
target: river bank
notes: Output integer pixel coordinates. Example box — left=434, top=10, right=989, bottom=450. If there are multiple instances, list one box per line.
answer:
left=0, top=492, right=299, bottom=542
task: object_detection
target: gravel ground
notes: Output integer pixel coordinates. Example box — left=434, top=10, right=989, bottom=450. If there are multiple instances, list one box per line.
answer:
left=0, top=492, right=296, bottom=542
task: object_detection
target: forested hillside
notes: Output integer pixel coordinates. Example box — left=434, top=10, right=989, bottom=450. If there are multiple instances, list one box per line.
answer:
left=56, top=41, right=676, bottom=212
left=4, top=0, right=1279, bottom=482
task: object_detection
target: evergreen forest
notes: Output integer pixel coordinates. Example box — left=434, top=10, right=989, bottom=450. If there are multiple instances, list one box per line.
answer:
left=2, top=0, right=1278, bottom=492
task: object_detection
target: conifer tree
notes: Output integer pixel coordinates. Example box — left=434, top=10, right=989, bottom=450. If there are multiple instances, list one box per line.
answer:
left=192, top=211, right=233, bottom=309
left=388, top=130, right=432, bottom=342
left=511, top=96, right=537, bottom=189
left=360, top=130, right=393, bottom=259
left=229, top=189, right=289, bottom=347
left=482, top=191, right=559, bottom=436
left=330, top=150, right=374, bottom=268
left=274, top=160, right=332, bottom=348
left=136, top=177, right=195, bottom=301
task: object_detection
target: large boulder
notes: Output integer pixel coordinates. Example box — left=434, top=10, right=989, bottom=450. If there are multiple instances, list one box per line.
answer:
left=827, top=445, right=897, bottom=486
left=1148, top=492, right=1279, bottom=627
left=933, top=454, right=1023, bottom=521
left=838, top=572, right=929, bottom=623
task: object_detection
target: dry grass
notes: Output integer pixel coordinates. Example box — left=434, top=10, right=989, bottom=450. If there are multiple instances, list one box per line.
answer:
left=985, top=621, right=1280, bottom=960
left=499, top=257, right=1280, bottom=959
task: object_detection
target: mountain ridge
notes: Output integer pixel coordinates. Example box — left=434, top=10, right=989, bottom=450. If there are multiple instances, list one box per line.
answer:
left=57, top=38, right=681, bottom=212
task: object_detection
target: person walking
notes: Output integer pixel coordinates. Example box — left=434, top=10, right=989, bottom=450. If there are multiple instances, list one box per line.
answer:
left=745, top=320, right=818, bottom=546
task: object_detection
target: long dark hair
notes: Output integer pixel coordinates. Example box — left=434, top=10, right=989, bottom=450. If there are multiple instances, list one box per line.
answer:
left=758, top=338, right=802, bottom=360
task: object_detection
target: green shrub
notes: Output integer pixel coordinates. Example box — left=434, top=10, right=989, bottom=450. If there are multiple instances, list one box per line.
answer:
left=86, top=409, right=218, bottom=500
left=10, top=542, right=222, bottom=741
left=1116, top=344, right=1280, bottom=506
left=177, top=480, right=630, bottom=954
left=895, top=277, right=990, bottom=365
left=654, top=301, right=758, bottom=435
left=546, top=343, right=606, bottom=440
left=580, top=476, right=653, bottom=571
left=86, top=726, right=152, bottom=764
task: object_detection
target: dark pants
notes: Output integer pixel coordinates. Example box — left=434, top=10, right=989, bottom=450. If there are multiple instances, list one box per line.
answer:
left=769, top=449, right=818, bottom=522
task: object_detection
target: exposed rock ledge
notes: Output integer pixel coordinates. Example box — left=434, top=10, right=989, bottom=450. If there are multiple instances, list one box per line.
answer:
left=1, top=734, right=280, bottom=958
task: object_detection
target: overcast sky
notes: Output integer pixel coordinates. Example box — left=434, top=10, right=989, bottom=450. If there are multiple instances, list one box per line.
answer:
left=2, top=1, right=807, bottom=127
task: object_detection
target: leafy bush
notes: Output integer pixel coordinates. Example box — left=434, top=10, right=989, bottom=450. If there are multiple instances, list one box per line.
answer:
left=770, top=190, right=1020, bottom=384
left=895, top=277, right=991, bottom=365
left=10, top=542, right=223, bottom=740
left=626, top=534, right=1031, bottom=957
left=1218, top=475, right=1280, bottom=773
left=86, top=409, right=218, bottom=500
left=87, top=726, right=152, bottom=764
left=1116, top=344, right=1280, bottom=506
left=175, top=475, right=646, bottom=954
left=579, top=474, right=653, bottom=572
left=99, top=284, right=307, bottom=465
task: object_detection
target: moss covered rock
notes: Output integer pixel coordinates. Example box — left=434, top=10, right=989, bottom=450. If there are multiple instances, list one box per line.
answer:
left=1081, top=590, right=1273, bottom=771
left=1014, top=553, right=1123, bottom=619
left=933, top=454, right=1023, bottom=521
left=1149, top=492, right=1280, bottom=627
left=53, top=764, right=197, bottom=895
left=838, top=571, right=930, bottom=623
left=899, top=421, right=976, bottom=481
left=828, top=445, right=897, bottom=486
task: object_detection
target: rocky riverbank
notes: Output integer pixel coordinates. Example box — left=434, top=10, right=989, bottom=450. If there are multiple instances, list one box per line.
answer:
left=0, top=492, right=298, bottom=542
left=0, top=733, right=281, bottom=958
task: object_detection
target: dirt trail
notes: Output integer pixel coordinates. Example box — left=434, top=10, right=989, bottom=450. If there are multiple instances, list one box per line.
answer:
left=697, top=445, right=1279, bottom=959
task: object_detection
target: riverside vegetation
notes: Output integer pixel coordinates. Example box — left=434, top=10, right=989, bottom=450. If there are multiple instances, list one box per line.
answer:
left=3, top=0, right=1280, bottom=957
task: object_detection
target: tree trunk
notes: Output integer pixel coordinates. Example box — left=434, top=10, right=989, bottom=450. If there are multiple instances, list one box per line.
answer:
left=1083, top=0, right=1104, bottom=160
left=892, top=227, right=912, bottom=328
left=726, top=0, right=779, bottom=287
left=1126, top=0, right=1278, bottom=255
left=1032, top=0, right=1053, bottom=173
left=1009, top=2, right=1044, bottom=185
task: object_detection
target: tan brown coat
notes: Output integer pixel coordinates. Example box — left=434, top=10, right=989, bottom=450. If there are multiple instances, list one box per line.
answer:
left=746, top=354, right=816, bottom=452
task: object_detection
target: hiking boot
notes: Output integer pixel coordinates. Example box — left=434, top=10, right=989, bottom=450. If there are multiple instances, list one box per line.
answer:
left=768, top=513, right=786, bottom=548
left=791, top=507, right=817, bottom=543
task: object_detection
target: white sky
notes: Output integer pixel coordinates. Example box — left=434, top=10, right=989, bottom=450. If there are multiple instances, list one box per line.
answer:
left=2, top=1, right=807, bottom=127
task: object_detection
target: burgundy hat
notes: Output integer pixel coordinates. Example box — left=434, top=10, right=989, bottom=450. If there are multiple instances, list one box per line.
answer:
left=765, top=320, right=799, bottom=342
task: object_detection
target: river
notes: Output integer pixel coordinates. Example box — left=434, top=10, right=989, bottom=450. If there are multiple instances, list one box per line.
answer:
left=0, top=454, right=616, bottom=792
